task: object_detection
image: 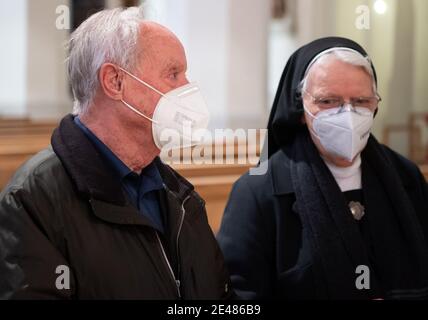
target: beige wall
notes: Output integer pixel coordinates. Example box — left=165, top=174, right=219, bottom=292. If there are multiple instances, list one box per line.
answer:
left=413, top=0, right=428, bottom=113
left=26, top=0, right=72, bottom=119
left=324, top=0, right=398, bottom=140
left=0, top=1, right=27, bottom=117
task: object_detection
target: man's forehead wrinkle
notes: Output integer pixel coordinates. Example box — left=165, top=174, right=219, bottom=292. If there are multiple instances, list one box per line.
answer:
left=137, top=35, right=163, bottom=71
left=136, top=24, right=186, bottom=75
left=138, top=24, right=178, bottom=63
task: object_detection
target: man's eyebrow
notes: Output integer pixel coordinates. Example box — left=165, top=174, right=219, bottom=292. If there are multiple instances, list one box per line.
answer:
left=162, top=60, right=184, bottom=73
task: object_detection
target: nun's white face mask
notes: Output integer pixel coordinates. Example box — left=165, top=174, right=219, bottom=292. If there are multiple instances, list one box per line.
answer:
left=303, top=103, right=375, bottom=162
left=302, top=47, right=380, bottom=162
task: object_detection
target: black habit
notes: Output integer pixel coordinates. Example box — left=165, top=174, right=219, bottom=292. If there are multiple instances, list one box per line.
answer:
left=217, top=37, right=428, bottom=300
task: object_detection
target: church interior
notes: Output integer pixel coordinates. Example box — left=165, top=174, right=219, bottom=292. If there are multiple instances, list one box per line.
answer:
left=1, top=0, right=427, bottom=233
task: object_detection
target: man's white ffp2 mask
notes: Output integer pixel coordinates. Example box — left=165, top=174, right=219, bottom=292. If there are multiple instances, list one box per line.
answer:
left=304, top=104, right=374, bottom=161
left=119, top=67, right=210, bottom=150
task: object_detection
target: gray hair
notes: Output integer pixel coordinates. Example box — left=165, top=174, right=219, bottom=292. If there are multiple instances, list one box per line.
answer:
left=67, top=7, right=145, bottom=115
left=299, top=47, right=377, bottom=94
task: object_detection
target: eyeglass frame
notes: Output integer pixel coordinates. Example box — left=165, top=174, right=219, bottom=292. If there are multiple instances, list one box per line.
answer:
left=302, top=90, right=382, bottom=114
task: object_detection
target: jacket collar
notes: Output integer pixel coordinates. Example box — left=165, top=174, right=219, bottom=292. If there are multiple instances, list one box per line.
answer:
left=51, top=114, right=194, bottom=206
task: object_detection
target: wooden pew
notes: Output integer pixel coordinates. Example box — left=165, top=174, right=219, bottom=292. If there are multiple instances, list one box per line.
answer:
left=172, top=163, right=252, bottom=233
left=1, top=119, right=427, bottom=234
left=0, top=135, right=52, bottom=187
left=0, top=119, right=55, bottom=187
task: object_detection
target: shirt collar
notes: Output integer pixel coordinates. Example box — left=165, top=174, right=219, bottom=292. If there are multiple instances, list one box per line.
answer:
left=138, top=161, right=164, bottom=194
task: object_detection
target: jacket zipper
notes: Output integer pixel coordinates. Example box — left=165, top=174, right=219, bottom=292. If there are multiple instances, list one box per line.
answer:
left=176, top=195, right=191, bottom=294
left=157, top=185, right=192, bottom=299
left=155, top=232, right=181, bottom=298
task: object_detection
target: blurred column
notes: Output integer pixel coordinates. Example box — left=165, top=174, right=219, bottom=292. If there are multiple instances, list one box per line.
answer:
left=26, top=0, right=72, bottom=119
left=0, top=0, right=28, bottom=117
left=413, top=0, right=428, bottom=113
left=268, top=0, right=298, bottom=110
left=386, top=0, right=414, bottom=122
left=295, top=0, right=337, bottom=46
left=226, top=0, right=270, bottom=129
left=382, top=0, right=414, bottom=156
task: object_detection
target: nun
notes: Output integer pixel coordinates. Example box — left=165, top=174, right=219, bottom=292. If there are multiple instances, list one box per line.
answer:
left=217, top=37, right=428, bottom=300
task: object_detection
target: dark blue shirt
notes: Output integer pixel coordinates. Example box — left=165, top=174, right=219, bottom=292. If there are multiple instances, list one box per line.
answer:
left=74, top=117, right=165, bottom=233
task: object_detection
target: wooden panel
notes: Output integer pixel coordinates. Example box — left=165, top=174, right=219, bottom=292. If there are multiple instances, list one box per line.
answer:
left=185, top=174, right=244, bottom=233
left=1, top=119, right=427, bottom=234
left=420, top=165, right=428, bottom=181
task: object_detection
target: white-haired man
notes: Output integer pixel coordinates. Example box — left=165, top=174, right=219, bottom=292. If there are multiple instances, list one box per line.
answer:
left=0, top=7, right=232, bottom=299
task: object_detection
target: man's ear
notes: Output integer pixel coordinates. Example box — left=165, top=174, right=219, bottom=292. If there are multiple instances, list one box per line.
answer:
left=98, top=63, right=123, bottom=100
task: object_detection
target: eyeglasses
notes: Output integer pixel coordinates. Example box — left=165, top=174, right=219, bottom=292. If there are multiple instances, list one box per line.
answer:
left=303, top=90, right=382, bottom=110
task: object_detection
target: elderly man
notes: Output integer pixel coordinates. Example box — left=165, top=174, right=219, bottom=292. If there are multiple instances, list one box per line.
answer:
left=0, top=7, right=231, bottom=299
left=218, top=37, right=428, bottom=300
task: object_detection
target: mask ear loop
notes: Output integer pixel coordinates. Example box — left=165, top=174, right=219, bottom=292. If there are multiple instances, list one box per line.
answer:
left=120, top=99, right=159, bottom=125
left=119, top=67, right=207, bottom=117
left=118, top=67, right=161, bottom=124
left=119, top=67, right=165, bottom=97
left=302, top=104, right=323, bottom=141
